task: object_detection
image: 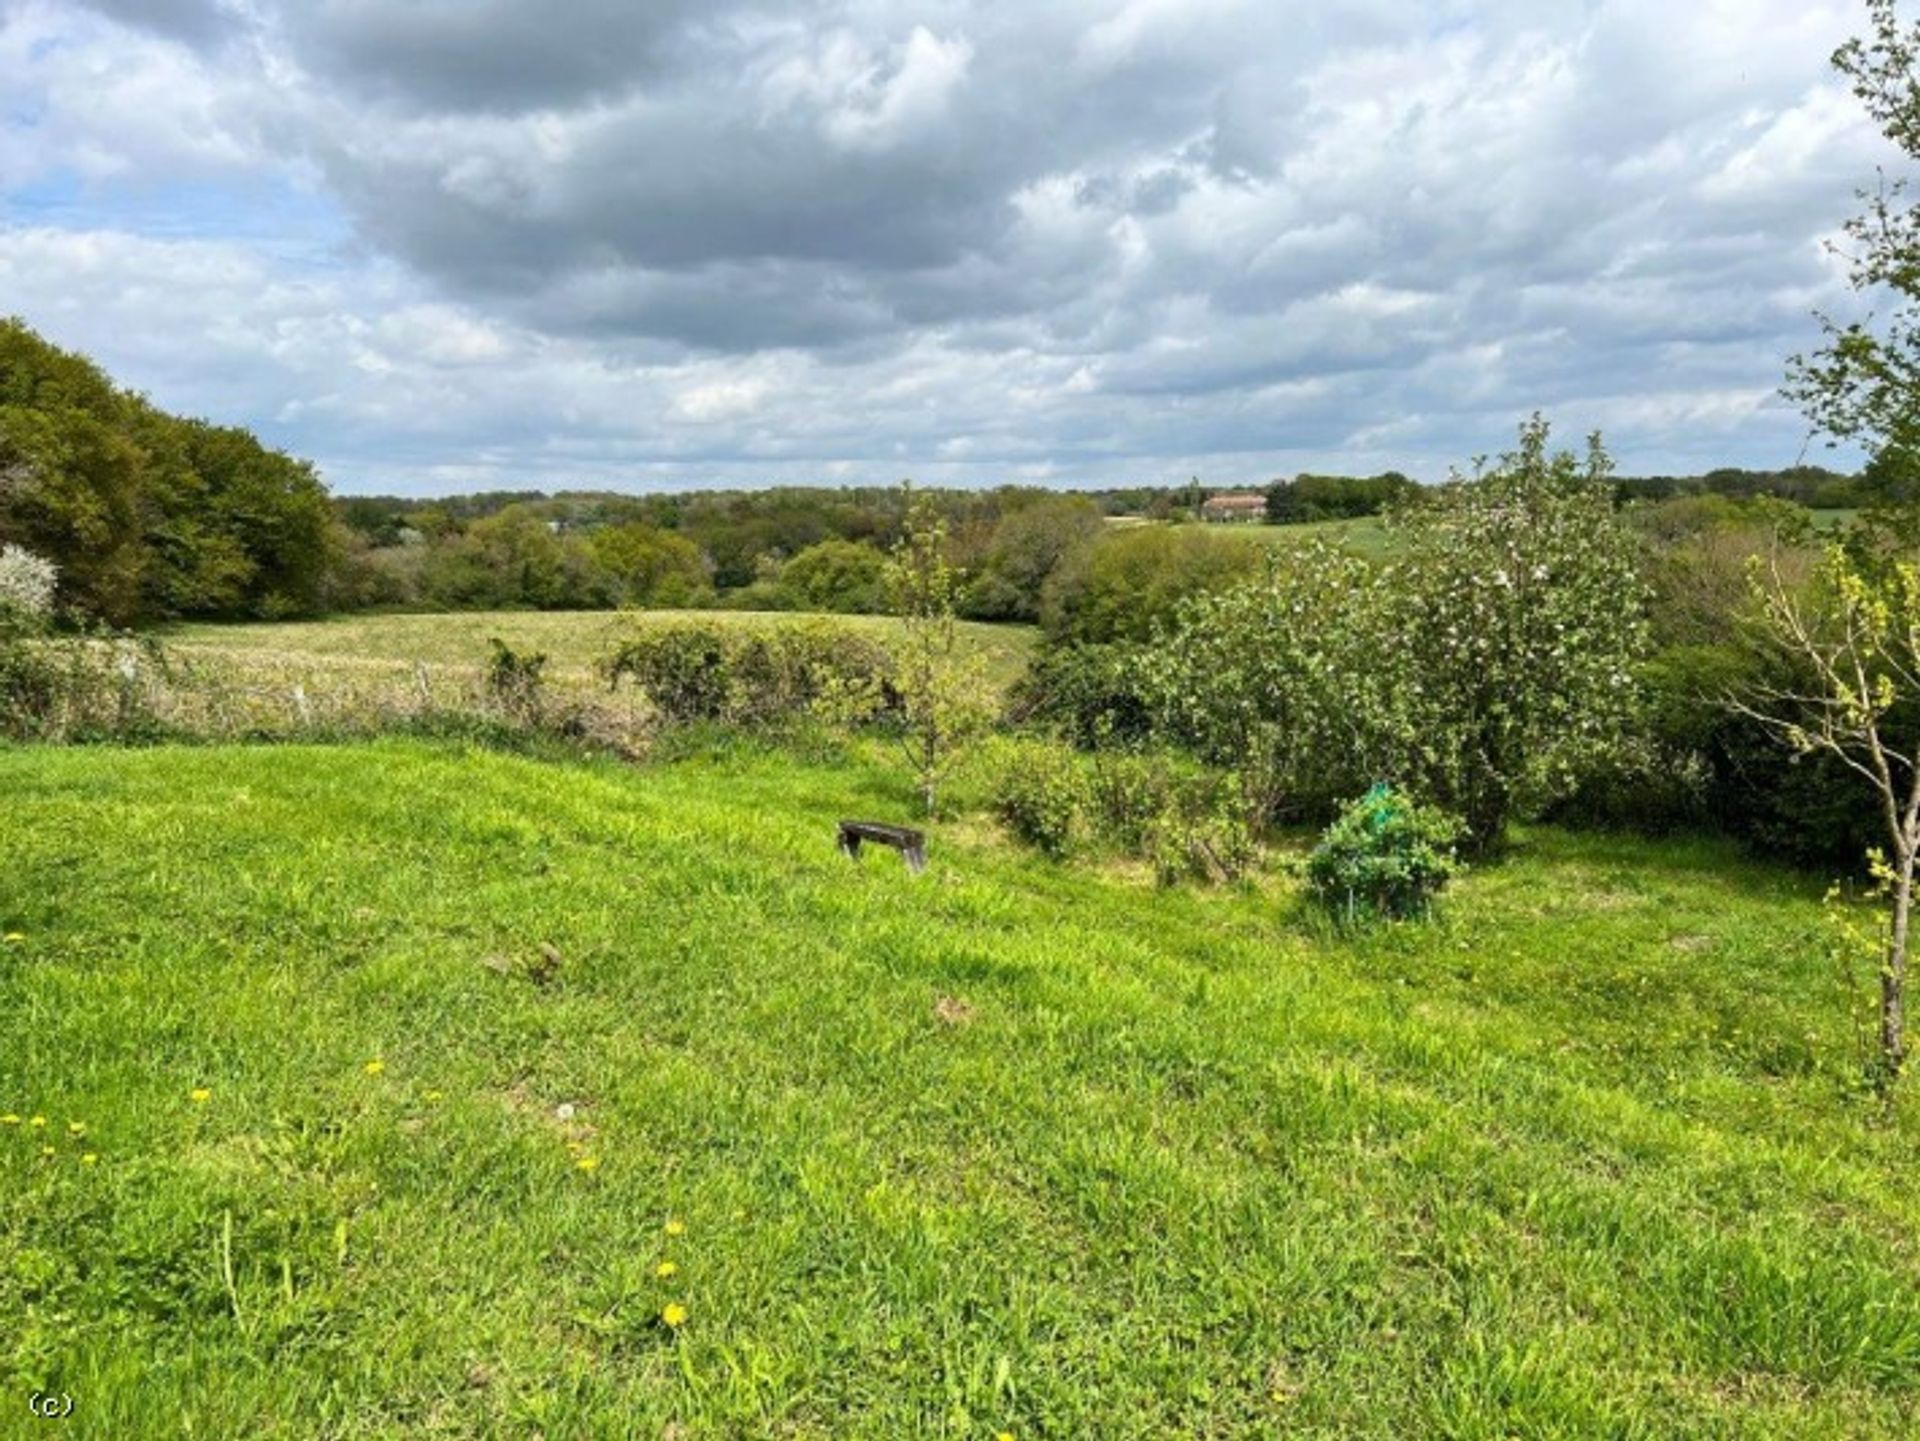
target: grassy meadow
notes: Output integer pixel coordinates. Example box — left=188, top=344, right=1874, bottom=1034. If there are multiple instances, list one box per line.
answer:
left=2, top=736, right=1916, bottom=1437
left=164, top=610, right=1036, bottom=694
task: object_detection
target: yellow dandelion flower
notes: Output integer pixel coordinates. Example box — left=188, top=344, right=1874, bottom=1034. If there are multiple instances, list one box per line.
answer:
left=660, top=1301, right=687, bottom=1328
left=424, top=1089, right=444, bottom=1103
left=80, top=1153, right=98, bottom=1166
left=0, top=1114, right=18, bottom=1125
left=363, top=1059, right=385, bottom=1076
left=3, top=933, right=24, bottom=944
left=655, top=1260, right=678, bottom=1279
left=28, top=1115, right=46, bottom=1128
left=39, top=1145, right=55, bottom=1157
left=189, top=1088, right=212, bottom=1104
left=664, top=1217, right=685, bottom=1236
left=67, top=1121, right=85, bottom=1136
left=575, top=1155, right=600, bottom=1172
left=998, top=1432, right=1016, bottom=1441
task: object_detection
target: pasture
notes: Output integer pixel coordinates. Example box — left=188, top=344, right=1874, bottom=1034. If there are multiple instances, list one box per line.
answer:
left=2, top=738, right=1914, bottom=1437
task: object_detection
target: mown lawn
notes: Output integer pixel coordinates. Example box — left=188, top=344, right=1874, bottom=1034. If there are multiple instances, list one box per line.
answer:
left=163, top=609, right=1036, bottom=693
left=1, top=740, right=1915, bottom=1438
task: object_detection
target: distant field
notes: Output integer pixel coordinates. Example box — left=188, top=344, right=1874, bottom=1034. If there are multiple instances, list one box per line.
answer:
left=2, top=739, right=1914, bottom=1436
left=1205, top=515, right=1399, bottom=558
left=165, top=609, right=1037, bottom=691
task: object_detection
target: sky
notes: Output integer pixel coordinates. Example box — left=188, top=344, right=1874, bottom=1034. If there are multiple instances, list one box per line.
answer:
left=0, top=0, right=1899, bottom=496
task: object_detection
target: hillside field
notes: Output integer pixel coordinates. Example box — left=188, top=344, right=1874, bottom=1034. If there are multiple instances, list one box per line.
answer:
left=1, top=739, right=1915, bottom=1438
left=164, top=610, right=1037, bottom=694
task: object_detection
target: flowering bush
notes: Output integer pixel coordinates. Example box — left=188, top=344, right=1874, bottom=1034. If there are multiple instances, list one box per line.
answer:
left=0, top=545, right=57, bottom=633
left=1305, top=784, right=1461, bottom=922
left=1145, top=417, right=1649, bottom=852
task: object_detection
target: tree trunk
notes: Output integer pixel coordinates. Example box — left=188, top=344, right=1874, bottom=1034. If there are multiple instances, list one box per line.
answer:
left=1886, top=852, right=1912, bottom=1089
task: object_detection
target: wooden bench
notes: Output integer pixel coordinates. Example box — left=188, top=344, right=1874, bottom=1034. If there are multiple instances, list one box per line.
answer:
left=838, top=820, right=927, bottom=874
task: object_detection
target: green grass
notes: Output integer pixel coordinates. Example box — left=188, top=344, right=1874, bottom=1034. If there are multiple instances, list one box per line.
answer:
left=2, top=739, right=1916, bottom=1437
left=163, top=609, right=1036, bottom=692
left=1121, top=516, right=1401, bottom=559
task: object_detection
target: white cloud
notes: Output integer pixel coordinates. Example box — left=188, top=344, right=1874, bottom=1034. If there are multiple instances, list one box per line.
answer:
left=0, top=0, right=1903, bottom=492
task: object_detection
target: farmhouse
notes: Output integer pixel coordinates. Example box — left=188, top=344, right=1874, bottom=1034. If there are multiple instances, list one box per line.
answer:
left=1200, top=491, right=1267, bottom=523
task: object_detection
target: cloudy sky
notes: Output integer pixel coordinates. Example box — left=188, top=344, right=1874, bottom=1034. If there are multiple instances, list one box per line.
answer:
left=0, top=0, right=1897, bottom=495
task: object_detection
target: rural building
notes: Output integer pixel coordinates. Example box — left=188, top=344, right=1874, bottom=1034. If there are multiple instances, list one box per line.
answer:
left=1201, top=492, right=1267, bottom=523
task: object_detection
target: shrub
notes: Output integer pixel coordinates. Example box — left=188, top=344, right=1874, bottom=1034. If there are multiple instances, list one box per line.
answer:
left=604, top=620, right=896, bottom=728
left=1305, top=784, right=1461, bottom=922
left=1144, top=771, right=1257, bottom=887
left=987, top=737, right=1088, bottom=857
left=0, top=544, right=58, bottom=630
left=987, top=735, right=1256, bottom=883
left=485, top=638, right=549, bottom=726
left=1008, top=642, right=1157, bottom=747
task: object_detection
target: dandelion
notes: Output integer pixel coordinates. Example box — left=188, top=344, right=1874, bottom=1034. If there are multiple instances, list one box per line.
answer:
left=80, top=1153, right=98, bottom=1166
left=575, top=1155, right=600, bottom=1172
left=660, top=1302, right=688, bottom=1329
left=0, top=1114, right=17, bottom=1125
left=424, top=1089, right=444, bottom=1103
left=2, top=933, right=23, bottom=944
left=363, top=1059, right=386, bottom=1077
left=664, top=1217, right=685, bottom=1237
left=40, top=1145, right=55, bottom=1157
left=28, top=1115, right=45, bottom=1128
left=189, top=1088, right=212, bottom=1104
left=655, top=1260, right=678, bottom=1279
left=66, top=1121, right=85, bottom=1137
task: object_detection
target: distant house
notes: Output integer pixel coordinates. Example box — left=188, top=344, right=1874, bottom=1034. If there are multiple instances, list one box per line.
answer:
left=1200, top=492, right=1267, bottom=523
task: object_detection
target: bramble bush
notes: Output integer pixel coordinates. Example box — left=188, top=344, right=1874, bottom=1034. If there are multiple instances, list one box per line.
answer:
left=985, top=735, right=1256, bottom=884
left=604, top=620, right=896, bottom=728
left=1305, top=784, right=1462, bottom=923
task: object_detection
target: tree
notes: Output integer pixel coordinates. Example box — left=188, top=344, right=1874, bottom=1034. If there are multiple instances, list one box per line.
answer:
left=588, top=522, right=709, bottom=607
left=961, top=495, right=1104, bottom=622
left=1732, top=544, right=1919, bottom=1090
left=1381, top=418, right=1650, bottom=849
left=887, top=486, right=989, bottom=818
left=1788, top=1, right=1920, bottom=485
left=779, top=538, right=888, bottom=613
left=1144, top=418, right=1648, bottom=852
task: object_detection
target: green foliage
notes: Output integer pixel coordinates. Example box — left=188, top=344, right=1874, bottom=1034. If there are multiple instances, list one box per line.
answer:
left=987, top=736, right=1087, bottom=857
left=484, top=639, right=550, bottom=726
left=1306, top=784, right=1462, bottom=923
left=1266, top=470, right=1418, bottom=524
left=888, top=488, right=992, bottom=816
left=586, top=522, right=710, bottom=608
left=0, top=318, right=335, bottom=625
left=985, top=734, right=1256, bottom=884
left=604, top=619, right=896, bottom=728
left=1147, top=418, right=1650, bottom=851
left=1006, top=641, right=1157, bottom=746
left=1041, top=524, right=1263, bottom=644
left=960, top=495, right=1105, bottom=622
left=776, top=538, right=888, bottom=613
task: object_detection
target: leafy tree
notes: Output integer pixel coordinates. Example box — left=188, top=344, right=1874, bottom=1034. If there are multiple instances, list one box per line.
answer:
left=1379, top=419, right=1650, bottom=848
left=779, top=538, right=888, bottom=613
left=1041, top=525, right=1262, bottom=643
left=887, top=487, right=990, bottom=818
left=1731, top=544, right=1920, bottom=1090
left=1146, top=419, right=1648, bottom=852
left=0, top=318, right=334, bottom=623
left=1788, top=0, right=1920, bottom=506
left=587, top=522, right=709, bottom=607
left=962, top=495, right=1104, bottom=622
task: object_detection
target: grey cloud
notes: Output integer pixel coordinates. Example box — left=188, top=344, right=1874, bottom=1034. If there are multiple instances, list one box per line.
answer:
left=0, top=0, right=1890, bottom=491
left=74, top=0, right=238, bottom=45
left=283, top=0, right=710, bottom=113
